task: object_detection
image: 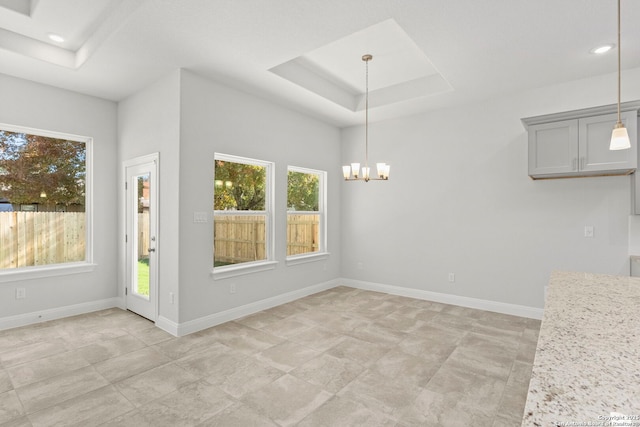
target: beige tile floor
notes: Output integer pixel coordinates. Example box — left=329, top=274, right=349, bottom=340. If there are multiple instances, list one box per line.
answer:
left=0, top=287, right=540, bottom=426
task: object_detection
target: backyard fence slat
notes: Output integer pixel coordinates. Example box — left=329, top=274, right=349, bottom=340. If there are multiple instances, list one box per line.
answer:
left=56, top=213, right=64, bottom=264
left=25, top=213, right=35, bottom=266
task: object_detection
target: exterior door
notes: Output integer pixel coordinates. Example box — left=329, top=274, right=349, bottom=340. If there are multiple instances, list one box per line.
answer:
left=124, top=154, right=159, bottom=321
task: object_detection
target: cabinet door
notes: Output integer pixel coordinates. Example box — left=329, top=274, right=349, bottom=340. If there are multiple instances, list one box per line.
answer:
left=579, top=111, right=637, bottom=173
left=528, top=119, right=578, bottom=177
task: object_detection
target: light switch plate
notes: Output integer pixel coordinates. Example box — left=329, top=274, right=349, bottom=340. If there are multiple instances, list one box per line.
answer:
left=194, top=212, right=208, bottom=223
left=584, top=225, right=594, bottom=238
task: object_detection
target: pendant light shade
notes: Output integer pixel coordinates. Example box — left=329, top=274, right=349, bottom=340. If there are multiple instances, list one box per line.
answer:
left=610, top=0, right=631, bottom=150
left=611, top=123, right=630, bottom=150
left=342, top=54, right=390, bottom=182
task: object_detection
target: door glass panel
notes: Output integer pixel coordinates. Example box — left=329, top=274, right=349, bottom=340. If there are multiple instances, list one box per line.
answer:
left=134, top=173, right=150, bottom=299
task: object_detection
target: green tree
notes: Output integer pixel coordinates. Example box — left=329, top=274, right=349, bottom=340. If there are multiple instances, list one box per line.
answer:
left=137, top=175, right=147, bottom=213
left=0, top=130, right=86, bottom=208
left=287, top=171, right=319, bottom=211
left=214, top=160, right=265, bottom=210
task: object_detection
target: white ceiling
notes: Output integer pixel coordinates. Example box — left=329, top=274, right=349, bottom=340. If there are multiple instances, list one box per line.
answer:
left=0, top=0, right=639, bottom=128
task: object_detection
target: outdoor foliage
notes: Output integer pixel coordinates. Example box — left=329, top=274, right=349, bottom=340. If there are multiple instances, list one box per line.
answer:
left=287, top=171, right=319, bottom=211
left=213, top=160, right=320, bottom=212
left=0, top=130, right=86, bottom=208
left=214, top=160, right=265, bottom=210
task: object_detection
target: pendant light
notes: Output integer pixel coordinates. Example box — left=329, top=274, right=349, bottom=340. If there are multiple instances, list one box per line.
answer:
left=610, top=0, right=631, bottom=150
left=342, top=54, right=390, bottom=181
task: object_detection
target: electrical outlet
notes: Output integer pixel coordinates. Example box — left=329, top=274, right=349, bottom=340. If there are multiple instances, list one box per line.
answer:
left=230, top=283, right=236, bottom=294
left=169, top=292, right=174, bottom=304
left=357, top=262, right=364, bottom=270
left=448, top=273, right=455, bottom=283
left=16, top=288, right=26, bottom=299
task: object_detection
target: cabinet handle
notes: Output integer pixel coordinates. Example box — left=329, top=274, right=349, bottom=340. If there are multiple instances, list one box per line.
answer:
left=572, top=158, right=577, bottom=171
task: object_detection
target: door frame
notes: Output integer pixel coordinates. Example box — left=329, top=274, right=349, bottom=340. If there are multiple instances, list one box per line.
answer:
left=123, top=152, right=159, bottom=322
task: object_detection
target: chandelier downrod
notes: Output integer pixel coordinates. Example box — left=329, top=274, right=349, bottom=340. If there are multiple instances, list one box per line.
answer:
left=342, top=54, right=390, bottom=182
left=364, top=55, right=370, bottom=173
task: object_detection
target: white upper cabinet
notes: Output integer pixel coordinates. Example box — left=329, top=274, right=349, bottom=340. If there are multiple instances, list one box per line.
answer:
left=523, top=103, right=639, bottom=180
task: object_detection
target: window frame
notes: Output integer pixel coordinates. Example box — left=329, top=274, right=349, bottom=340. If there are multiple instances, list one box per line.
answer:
left=0, top=123, right=94, bottom=283
left=286, top=165, right=328, bottom=266
left=212, top=153, right=276, bottom=279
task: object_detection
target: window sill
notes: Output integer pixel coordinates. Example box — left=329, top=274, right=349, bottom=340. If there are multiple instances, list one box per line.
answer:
left=211, top=260, right=278, bottom=280
left=286, top=252, right=330, bottom=266
left=0, top=262, right=97, bottom=284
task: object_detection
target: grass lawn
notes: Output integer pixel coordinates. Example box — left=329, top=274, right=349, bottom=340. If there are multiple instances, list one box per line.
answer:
left=137, top=258, right=149, bottom=296
left=214, top=260, right=234, bottom=267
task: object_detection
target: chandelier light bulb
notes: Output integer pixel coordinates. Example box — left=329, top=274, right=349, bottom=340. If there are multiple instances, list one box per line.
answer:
left=351, top=163, right=360, bottom=178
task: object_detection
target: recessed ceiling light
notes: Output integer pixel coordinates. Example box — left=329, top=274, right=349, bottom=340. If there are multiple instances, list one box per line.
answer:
left=47, top=33, right=65, bottom=43
left=590, top=44, right=615, bottom=54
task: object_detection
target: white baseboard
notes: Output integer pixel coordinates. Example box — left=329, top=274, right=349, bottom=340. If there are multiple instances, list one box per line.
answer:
left=0, top=297, right=123, bottom=331
left=170, top=279, right=341, bottom=336
left=155, top=315, right=180, bottom=336
left=0, top=278, right=543, bottom=334
left=341, top=278, right=544, bottom=320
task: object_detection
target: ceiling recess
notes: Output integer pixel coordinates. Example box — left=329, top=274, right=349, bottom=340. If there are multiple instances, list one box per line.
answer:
left=269, top=19, right=452, bottom=112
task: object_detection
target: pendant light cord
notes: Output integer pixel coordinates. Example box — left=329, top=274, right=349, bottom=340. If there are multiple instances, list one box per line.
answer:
left=617, top=0, right=622, bottom=123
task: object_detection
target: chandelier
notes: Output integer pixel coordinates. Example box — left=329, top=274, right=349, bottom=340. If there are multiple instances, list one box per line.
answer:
left=342, top=54, right=390, bottom=181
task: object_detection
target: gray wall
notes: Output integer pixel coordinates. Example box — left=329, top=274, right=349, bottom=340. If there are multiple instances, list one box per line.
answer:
left=117, top=70, right=182, bottom=324
left=0, top=73, right=118, bottom=319
left=341, top=67, right=640, bottom=309
left=3, top=63, right=640, bottom=326
left=177, top=70, right=342, bottom=323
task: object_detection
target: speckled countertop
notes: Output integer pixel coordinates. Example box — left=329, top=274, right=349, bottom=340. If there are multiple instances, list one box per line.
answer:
left=522, top=271, right=640, bottom=426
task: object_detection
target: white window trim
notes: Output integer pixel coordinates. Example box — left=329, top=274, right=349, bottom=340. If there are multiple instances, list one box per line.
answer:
left=0, top=123, right=93, bottom=282
left=212, top=153, right=276, bottom=279
left=211, top=260, right=278, bottom=280
left=286, top=252, right=330, bottom=267
left=286, top=166, right=327, bottom=263
left=0, top=262, right=97, bottom=283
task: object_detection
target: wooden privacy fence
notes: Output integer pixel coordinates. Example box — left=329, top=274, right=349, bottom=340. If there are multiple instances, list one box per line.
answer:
left=286, top=214, right=319, bottom=256
left=214, top=215, right=266, bottom=265
left=0, top=212, right=85, bottom=269
left=1, top=212, right=319, bottom=269
left=138, top=212, right=150, bottom=259
left=214, top=214, right=319, bottom=265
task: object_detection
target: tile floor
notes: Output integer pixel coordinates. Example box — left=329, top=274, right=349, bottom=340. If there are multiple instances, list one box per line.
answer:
left=0, top=287, right=540, bottom=427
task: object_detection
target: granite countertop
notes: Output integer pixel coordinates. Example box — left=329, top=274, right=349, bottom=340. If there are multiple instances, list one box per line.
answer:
left=522, top=271, right=640, bottom=426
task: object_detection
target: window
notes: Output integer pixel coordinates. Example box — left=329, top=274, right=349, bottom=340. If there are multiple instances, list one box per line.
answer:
left=213, top=153, right=275, bottom=277
left=287, top=166, right=326, bottom=262
left=0, top=124, right=92, bottom=276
